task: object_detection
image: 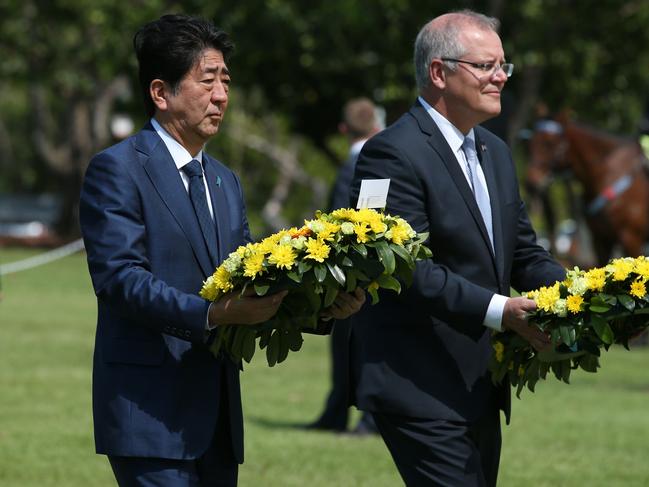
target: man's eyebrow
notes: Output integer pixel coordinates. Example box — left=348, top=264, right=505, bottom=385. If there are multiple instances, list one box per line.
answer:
left=204, top=65, right=230, bottom=76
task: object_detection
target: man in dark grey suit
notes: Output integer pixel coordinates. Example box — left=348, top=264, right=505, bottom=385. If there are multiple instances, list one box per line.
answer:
left=308, top=98, right=382, bottom=434
left=349, top=10, right=565, bottom=486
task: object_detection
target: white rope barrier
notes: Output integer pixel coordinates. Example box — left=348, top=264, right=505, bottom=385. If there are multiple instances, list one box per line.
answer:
left=0, top=238, right=85, bottom=276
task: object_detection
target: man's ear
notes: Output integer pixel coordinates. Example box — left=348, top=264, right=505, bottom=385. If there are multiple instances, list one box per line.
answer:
left=429, top=60, right=446, bottom=89
left=150, top=79, right=169, bottom=112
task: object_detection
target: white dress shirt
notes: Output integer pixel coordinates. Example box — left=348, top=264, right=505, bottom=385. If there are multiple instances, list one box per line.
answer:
left=417, top=96, right=507, bottom=331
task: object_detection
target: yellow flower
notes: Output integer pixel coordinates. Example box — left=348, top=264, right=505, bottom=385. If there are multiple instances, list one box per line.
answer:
left=566, top=294, right=584, bottom=314
left=584, top=268, right=606, bottom=292
left=387, top=220, right=412, bottom=246
left=354, top=222, right=371, bottom=243
left=493, top=341, right=504, bottom=362
left=316, top=221, right=341, bottom=242
left=330, top=208, right=356, bottom=221
left=258, top=233, right=283, bottom=254
left=350, top=208, right=387, bottom=233
left=268, top=244, right=296, bottom=269
left=634, top=257, right=649, bottom=280
left=533, top=282, right=561, bottom=313
left=608, top=258, right=634, bottom=281
left=630, top=280, right=646, bottom=299
left=199, top=275, right=219, bottom=301
left=305, top=238, right=331, bottom=263
left=214, top=266, right=233, bottom=292
left=243, top=251, right=266, bottom=278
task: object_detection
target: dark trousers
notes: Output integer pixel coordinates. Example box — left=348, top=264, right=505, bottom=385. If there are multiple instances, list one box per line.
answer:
left=373, top=406, right=501, bottom=487
left=313, top=318, right=376, bottom=432
left=109, top=369, right=238, bottom=487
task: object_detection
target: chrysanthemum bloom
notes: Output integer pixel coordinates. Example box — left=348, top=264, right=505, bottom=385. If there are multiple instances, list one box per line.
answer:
left=268, top=244, right=296, bottom=269
left=630, top=280, right=646, bottom=299
left=304, top=238, right=330, bottom=263
left=534, top=282, right=561, bottom=312
left=214, top=266, right=233, bottom=292
left=634, top=257, right=649, bottom=280
left=243, top=252, right=266, bottom=278
left=608, top=258, right=634, bottom=281
left=584, top=268, right=606, bottom=292
left=566, top=294, right=584, bottom=314
left=354, top=222, right=371, bottom=243
left=492, top=341, right=504, bottom=362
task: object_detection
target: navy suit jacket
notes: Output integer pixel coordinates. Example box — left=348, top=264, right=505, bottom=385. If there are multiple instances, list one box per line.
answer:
left=80, top=123, right=249, bottom=462
left=349, top=101, right=565, bottom=423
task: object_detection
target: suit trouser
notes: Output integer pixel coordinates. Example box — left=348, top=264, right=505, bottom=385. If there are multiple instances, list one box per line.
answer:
left=313, top=318, right=376, bottom=432
left=373, top=405, right=501, bottom=487
left=108, top=367, right=238, bottom=487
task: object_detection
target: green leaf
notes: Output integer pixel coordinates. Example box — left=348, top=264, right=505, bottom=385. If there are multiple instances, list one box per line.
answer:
left=314, top=264, right=327, bottom=283
left=376, top=274, right=401, bottom=294
left=375, top=240, right=396, bottom=275
left=254, top=282, right=270, bottom=296
left=286, top=271, right=302, bottom=283
left=617, top=294, right=636, bottom=312
left=351, top=242, right=367, bottom=258
left=559, top=325, right=576, bottom=347
left=326, top=261, right=346, bottom=287
left=241, top=329, right=256, bottom=363
left=287, top=327, right=304, bottom=352
left=389, top=243, right=415, bottom=267
left=577, top=353, right=600, bottom=373
left=277, top=331, right=289, bottom=363
left=298, top=260, right=313, bottom=273
left=589, top=305, right=611, bottom=313
left=590, top=315, right=614, bottom=345
left=601, top=294, right=617, bottom=305
left=230, top=326, right=246, bottom=361
left=266, top=330, right=280, bottom=367
left=342, top=256, right=353, bottom=267
left=258, top=328, right=272, bottom=349
left=368, top=286, right=379, bottom=305
left=345, top=271, right=357, bottom=293
left=324, top=285, right=339, bottom=308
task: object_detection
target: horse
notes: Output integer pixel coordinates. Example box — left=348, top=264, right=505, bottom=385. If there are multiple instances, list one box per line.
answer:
left=525, top=116, right=649, bottom=266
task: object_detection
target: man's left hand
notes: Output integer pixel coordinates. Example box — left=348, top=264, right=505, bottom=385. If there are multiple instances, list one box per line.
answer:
left=320, top=287, right=366, bottom=321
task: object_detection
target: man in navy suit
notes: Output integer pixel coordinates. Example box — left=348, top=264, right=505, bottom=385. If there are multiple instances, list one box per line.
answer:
left=80, top=14, right=364, bottom=487
left=349, top=10, right=565, bottom=486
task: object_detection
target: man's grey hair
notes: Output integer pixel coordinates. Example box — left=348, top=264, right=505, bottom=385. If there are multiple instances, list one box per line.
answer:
left=413, top=10, right=500, bottom=92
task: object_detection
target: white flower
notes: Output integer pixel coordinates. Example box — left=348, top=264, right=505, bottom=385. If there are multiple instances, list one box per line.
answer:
left=552, top=298, right=567, bottom=318
left=341, top=222, right=355, bottom=235
left=568, top=277, right=588, bottom=296
left=291, top=236, right=306, bottom=250
left=222, top=252, right=242, bottom=273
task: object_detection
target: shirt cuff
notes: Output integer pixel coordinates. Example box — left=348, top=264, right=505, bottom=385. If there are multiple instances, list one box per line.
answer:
left=206, top=301, right=218, bottom=330
left=483, top=294, right=508, bottom=332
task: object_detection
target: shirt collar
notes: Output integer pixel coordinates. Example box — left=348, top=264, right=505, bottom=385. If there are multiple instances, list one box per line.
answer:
left=349, top=138, right=369, bottom=160
left=151, top=118, right=204, bottom=170
left=417, top=96, right=474, bottom=154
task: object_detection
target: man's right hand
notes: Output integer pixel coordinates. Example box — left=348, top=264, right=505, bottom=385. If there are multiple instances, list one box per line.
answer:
left=208, top=288, right=288, bottom=327
left=502, top=296, right=552, bottom=352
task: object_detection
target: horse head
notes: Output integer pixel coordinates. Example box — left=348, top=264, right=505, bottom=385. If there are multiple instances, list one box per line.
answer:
left=525, top=118, right=571, bottom=196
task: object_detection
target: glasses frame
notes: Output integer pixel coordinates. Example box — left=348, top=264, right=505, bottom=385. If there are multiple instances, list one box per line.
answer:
left=441, top=58, right=514, bottom=78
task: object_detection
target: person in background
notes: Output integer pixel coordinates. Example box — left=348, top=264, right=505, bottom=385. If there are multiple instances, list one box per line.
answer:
left=80, top=14, right=364, bottom=486
left=349, top=10, right=565, bottom=486
left=307, top=98, right=383, bottom=435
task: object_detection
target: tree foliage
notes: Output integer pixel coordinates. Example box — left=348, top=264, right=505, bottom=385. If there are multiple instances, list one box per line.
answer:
left=1, top=0, right=648, bottom=236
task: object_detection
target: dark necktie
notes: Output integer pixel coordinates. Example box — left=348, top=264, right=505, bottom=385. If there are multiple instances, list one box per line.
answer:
left=182, top=159, right=218, bottom=263
left=461, top=137, right=494, bottom=250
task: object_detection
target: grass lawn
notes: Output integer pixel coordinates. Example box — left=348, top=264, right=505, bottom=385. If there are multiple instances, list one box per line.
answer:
left=1, top=247, right=649, bottom=486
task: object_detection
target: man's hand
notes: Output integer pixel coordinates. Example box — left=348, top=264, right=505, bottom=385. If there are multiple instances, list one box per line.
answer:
left=502, top=297, right=551, bottom=352
left=320, top=288, right=366, bottom=321
left=208, top=288, right=288, bottom=327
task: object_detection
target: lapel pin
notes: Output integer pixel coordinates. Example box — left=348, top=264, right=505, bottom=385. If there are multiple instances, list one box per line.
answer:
left=216, top=176, right=221, bottom=187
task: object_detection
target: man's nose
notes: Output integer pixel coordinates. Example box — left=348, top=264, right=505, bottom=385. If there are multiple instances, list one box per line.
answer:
left=211, top=82, right=228, bottom=102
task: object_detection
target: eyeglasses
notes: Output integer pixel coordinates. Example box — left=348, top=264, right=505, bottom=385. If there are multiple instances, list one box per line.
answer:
left=441, top=58, right=514, bottom=78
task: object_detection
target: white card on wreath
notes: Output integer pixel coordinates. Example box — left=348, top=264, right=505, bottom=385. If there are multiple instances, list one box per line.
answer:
left=356, top=179, right=390, bottom=209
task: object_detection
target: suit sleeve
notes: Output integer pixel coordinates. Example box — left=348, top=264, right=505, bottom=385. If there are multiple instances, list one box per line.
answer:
left=351, top=136, right=494, bottom=327
left=79, top=152, right=210, bottom=343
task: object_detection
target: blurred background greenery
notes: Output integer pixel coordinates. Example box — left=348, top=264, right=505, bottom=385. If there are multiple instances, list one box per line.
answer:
left=2, top=0, right=649, bottom=238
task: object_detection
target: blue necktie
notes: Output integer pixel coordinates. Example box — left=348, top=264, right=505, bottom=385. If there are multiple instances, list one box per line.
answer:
left=461, top=137, right=494, bottom=250
left=182, top=159, right=218, bottom=263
